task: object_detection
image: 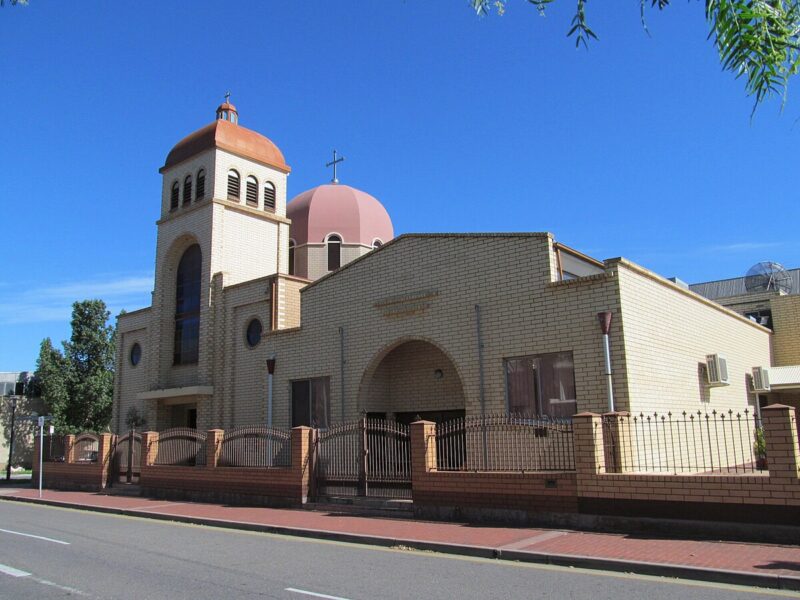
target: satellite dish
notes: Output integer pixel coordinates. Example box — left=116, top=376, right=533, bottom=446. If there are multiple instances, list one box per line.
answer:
left=744, top=261, right=793, bottom=294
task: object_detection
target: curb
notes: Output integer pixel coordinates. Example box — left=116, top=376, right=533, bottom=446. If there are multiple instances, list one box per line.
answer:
left=2, top=494, right=799, bottom=592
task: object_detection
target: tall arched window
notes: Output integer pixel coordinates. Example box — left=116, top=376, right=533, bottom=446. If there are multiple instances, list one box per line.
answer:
left=288, top=239, right=296, bottom=275
left=170, top=181, right=179, bottom=211
left=227, top=169, right=240, bottom=201
left=182, top=175, right=192, bottom=206
left=245, top=175, right=258, bottom=207
left=196, top=169, right=205, bottom=201
left=264, top=181, right=276, bottom=212
left=327, top=234, right=341, bottom=271
left=174, top=244, right=201, bottom=365
left=372, top=239, right=383, bottom=249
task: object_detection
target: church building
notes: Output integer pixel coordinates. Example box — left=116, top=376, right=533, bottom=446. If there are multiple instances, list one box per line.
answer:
left=112, top=101, right=773, bottom=435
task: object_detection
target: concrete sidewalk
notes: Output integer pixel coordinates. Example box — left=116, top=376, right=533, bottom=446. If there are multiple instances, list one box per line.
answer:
left=1, top=487, right=799, bottom=592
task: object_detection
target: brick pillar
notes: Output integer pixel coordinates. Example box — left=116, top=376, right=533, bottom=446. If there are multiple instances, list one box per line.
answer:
left=64, top=434, right=76, bottom=464
left=602, top=411, right=631, bottom=473
left=410, top=420, right=437, bottom=485
left=206, top=429, right=224, bottom=468
left=762, top=404, right=800, bottom=482
left=141, top=431, right=159, bottom=467
left=291, top=426, right=314, bottom=503
left=572, top=413, right=604, bottom=476
left=98, top=433, right=114, bottom=489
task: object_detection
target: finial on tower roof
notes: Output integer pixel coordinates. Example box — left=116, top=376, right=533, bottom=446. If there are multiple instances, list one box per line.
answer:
left=216, top=92, right=238, bottom=124
left=326, top=149, right=345, bottom=184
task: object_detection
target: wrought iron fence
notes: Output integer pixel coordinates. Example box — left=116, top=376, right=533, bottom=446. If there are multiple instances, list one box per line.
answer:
left=434, top=413, right=575, bottom=472
left=153, top=428, right=207, bottom=466
left=114, top=431, right=142, bottom=482
left=218, top=426, right=291, bottom=467
left=601, top=410, right=761, bottom=474
left=73, top=434, right=99, bottom=463
left=42, top=435, right=67, bottom=462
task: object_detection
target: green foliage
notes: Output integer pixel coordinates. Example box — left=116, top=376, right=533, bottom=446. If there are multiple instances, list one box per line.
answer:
left=470, top=0, right=800, bottom=112
left=753, top=426, right=767, bottom=458
left=34, top=300, right=115, bottom=433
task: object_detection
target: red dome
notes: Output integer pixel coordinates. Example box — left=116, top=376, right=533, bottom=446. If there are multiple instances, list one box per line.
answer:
left=287, top=184, right=393, bottom=246
left=162, top=118, right=289, bottom=173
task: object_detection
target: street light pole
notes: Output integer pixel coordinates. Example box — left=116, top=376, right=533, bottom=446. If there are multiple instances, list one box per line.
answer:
left=5, top=396, right=17, bottom=481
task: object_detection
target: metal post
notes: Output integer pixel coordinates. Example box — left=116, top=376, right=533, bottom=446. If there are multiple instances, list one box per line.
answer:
left=358, top=415, right=368, bottom=497
left=126, top=428, right=134, bottom=483
left=5, top=396, right=17, bottom=481
left=598, top=312, right=615, bottom=413
left=37, top=416, right=44, bottom=499
left=475, top=305, right=488, bottom=470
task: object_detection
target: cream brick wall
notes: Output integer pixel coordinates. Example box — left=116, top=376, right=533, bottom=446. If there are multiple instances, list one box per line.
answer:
left=772, top=295, right=800, bottom=366
left=260, top=234, right=627, bottom=428
left=114, top=308, right=151, bottom=433
left=219, top=207, right=280, bottom=286
left=300, top=243, right=375, bottom=281
left=616, top=260, right=772, bottom=416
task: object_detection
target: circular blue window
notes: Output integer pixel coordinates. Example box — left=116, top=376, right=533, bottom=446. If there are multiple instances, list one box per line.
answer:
left=246, top=319, right=263, bottom=347
left=130, top=343, right=142, bottom=366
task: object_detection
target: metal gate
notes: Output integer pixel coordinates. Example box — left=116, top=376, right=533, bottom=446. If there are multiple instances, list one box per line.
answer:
left=113, top=430, right=142, bottom=484
left=315, top=417, right=411, bottom=499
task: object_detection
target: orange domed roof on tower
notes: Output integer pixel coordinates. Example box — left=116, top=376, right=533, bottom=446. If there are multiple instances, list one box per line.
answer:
left=161, top=99, right=289, bottom=173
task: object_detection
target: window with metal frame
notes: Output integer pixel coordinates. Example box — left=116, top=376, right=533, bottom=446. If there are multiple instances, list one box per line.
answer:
left=174, top=244, right=202, bottom=365
left=505, top=351, right=576, bottom=418
left=327, top=234, right=341, bottom=271
left=288, top=240, right=295, bottom=275
left=291, top=377, right=330, bottom=428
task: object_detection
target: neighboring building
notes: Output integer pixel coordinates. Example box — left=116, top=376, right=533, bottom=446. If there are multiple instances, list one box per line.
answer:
left=112, top=101, right=772, bottom=435
left=0, top=372, right=43, bottom=471
left=691, top=269, right=800, bottom=412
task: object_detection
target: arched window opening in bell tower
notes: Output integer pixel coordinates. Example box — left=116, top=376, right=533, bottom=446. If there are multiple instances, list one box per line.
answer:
left=183, top=175, right=192, bottom=206
left=246, top=175, right=258, bottom=207
left=264, top=181, right=276, bottom=212
left=174, top=244, right=201, bottom=365
left=327, top=234, right=342, bottom=271
left=196, top=169, right=205, bottom=201
left=170, top=181, right=179, bottom=211
left=227, top=169, right=240, bottom=201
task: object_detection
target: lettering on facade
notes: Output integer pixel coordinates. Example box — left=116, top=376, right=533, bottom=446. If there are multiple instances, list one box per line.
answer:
left=374, top=291, right=439, bottom=318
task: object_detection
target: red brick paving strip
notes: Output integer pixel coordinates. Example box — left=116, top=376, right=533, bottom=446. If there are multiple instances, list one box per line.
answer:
left=3, top=489, right=799, bottom=579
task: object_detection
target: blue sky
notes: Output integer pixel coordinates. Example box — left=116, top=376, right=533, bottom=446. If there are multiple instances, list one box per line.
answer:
left=1, top=1, right=798, bottom=371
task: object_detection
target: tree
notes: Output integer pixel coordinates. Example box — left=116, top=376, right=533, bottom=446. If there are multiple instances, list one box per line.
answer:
left=472, top=1, right=800, bottom=113
left=34, top=300, right=115, bottom=433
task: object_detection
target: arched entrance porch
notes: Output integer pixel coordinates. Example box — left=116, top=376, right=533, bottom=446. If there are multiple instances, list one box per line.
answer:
left=358, top=338, right=466, bottom=424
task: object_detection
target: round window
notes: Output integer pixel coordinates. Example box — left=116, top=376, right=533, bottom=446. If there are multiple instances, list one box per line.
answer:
left=246, top=318, right=263, bottom=347
left=130, top=343, right=142, bottom=366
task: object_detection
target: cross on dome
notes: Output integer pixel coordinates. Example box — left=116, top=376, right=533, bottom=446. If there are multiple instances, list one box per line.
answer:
left=326, top=149, right=345, bottom=184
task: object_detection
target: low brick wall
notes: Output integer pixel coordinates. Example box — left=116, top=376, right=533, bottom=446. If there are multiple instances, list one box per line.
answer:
left=138, top=426, right=314, bottom=507
left=32, top=433, right=114, bottom=492
left=140, top=465, right=304, bottom=506
left=573, top=405, right=800, bottom=525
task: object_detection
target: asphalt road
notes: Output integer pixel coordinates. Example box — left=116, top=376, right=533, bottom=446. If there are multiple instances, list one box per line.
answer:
left=0, top=501, right=795, bottom=600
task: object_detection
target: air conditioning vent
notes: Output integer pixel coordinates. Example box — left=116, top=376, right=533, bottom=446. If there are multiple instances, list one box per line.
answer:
left=752, top=366, right=771, bottom=392
left=706, top=354, right=730, bottom=386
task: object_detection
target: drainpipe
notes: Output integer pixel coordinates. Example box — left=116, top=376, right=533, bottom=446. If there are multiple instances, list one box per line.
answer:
left=339, top=327, right=346, bottom=422
left=266, top=355, right=276, bottom=467
left=597, top=311, right=614, bottom=413
left=475, top=304, right=488, bottom=469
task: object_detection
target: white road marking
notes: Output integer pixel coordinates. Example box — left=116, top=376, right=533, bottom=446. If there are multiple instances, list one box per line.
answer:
left=0, top=527, right=70, bottom=545
left=286, top=588, right=353, bottom=600
left=0, top=563, right=31, bottom=577
left=35, top=578, right=89, bottom=596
